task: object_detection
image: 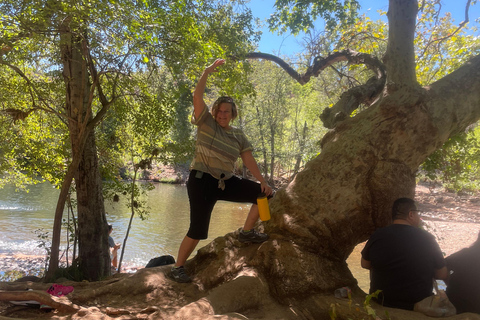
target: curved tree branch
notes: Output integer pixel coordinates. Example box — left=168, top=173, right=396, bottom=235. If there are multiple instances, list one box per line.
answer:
left=246, top=49, right=385, bottom=85
left=244, top=52, right=305, bottom=84
left=246, top=50, right=387, bottom=128
left=320, top=76, right=386, bottom=129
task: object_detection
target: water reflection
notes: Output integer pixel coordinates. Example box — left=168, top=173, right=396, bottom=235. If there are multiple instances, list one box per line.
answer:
left=0, top=182, right=368, bottom=290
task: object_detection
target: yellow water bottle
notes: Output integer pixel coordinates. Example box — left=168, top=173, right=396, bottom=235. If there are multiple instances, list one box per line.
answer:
left=257, top=193, right=271, bottom=221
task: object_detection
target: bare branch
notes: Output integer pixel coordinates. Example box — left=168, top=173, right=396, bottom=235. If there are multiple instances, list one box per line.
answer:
left=245, top=50, right=387, bottom=128
left=244, top=52, right=306, bottom=84
left=320, top=76, right=386, bottom=129
left=418, top=0, right=471, bottom=59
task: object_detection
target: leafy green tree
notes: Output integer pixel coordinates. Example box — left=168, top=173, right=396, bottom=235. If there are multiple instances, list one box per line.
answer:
left=422, top=126, right=480, bottom=192
left=241, top=60, right=327, bottom=182
left=242, top=60, right=291, bottom=183
left=268, top=0, right=360, bottom=34
left=0, top=0, right=257, bottom=280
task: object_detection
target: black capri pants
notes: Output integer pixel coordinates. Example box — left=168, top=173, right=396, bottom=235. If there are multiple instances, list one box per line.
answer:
left=186, top=170, right=263, bottom=240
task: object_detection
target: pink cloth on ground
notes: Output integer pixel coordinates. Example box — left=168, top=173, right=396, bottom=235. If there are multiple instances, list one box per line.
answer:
left=46, top=284, right=74, bottom=297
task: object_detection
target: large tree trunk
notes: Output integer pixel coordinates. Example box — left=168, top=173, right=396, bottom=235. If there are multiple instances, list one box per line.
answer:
left=60, top=23, right=110, bottom=281
left=74, top=130, right=110, bottom=280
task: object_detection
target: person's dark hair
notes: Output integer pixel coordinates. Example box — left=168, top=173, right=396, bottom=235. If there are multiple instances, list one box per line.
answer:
left=211, top=96, right=237, bottom=120
left=392, top=198, right=417, bottom=220
left=108, top=224, right=113, bottom=232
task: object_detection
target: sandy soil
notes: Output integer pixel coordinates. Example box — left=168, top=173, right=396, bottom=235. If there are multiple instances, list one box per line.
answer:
left=415, top=182, right=480, bottom=255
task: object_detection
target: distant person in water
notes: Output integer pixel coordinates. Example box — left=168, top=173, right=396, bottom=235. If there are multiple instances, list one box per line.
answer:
left=361, top=197, right=448, bottom=310
left=445, top=231, right=480, bottom=314
left=108, top=224, right=121, bottom=269
left=170, top=59, right=273, bottom=283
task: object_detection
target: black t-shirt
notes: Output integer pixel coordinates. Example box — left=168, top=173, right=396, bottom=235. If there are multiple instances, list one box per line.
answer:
left=361, top=224, right=446, bottom=310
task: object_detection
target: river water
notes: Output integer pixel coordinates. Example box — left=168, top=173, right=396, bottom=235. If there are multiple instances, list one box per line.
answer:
left=0, top=182, right=369, bottom=290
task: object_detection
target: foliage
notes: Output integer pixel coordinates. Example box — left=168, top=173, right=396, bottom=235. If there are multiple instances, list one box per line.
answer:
left=243, top=59, right=328, bottom=180
left=0, top=111, right=69, bottom=190
left=328, top=289, right=389, bottom=320
left=280, top=1, right=480, bottom=191
left=415, top=1, right=480, bottom=85
left=363, top=289, right=382, bottom=318
left=268, top=0, right=360, bottom=35
left=421, top=126, right=480, bottom=193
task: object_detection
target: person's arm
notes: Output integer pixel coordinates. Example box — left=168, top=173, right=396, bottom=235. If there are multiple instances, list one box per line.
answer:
left=361, top=257, right=371, bottom=270
left=193, top=59, right=225, bottom=120
left=240, top=150, right=273, bottom=196
left=434, top=266, right=448, bottom=280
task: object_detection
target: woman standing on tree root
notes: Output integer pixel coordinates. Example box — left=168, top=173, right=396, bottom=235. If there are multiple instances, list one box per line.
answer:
left=170, top=59, right=273, bottom=283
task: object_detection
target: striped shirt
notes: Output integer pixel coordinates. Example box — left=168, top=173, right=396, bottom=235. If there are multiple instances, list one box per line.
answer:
left=190, top=106, right=252, bottom=180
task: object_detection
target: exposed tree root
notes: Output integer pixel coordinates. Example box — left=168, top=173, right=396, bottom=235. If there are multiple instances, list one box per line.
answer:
left=0, top=290, right=79, bottom=313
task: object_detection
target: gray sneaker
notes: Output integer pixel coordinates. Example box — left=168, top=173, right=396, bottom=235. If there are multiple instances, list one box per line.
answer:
left=170, top=266, right=192, bottom=283
left=238, top=230, right=268, bottom=243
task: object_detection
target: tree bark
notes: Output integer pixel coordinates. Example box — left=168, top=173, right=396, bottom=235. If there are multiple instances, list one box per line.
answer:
left=74, top=130, right=110, bottom=280
left=57, top=22, right=110, bottom=281
left=384, top=0, right=418, bottom=90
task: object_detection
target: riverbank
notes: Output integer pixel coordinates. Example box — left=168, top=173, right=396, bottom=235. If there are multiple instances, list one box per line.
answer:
left=2, top=182, right=479, bottom=284
left=142, top=163, right=190, bottom=184
left=0, top=253, right=143, bottom=282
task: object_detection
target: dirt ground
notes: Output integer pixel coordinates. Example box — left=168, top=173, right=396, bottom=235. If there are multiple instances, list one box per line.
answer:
left=415, top=182, right=480, bottom=255
left=1, top=182, right=479, bottom=320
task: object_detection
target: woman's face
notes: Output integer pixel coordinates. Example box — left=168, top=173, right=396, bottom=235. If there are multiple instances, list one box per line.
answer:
left=215, top=102, right=233, bottom=128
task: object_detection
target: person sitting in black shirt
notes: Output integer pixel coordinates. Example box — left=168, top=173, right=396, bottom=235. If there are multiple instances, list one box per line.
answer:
left=361, top=197, right=448, bottom=310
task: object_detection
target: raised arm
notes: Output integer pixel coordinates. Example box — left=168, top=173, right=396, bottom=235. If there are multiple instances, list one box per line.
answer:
left=241, top=150, right=273, bottom=196
left=193, top=59, right=225, bottom=120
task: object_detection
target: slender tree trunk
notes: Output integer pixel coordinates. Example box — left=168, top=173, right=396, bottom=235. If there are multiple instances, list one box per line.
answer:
left=269, top=125, right=275, bottom=184
left=46, top=157, right=82, bottom=279
left=255, top=105, right=269, bottom=178
left=74, top=131, right=110, bottom=279
left=292, top=121, right=308, bottom=179
left=117, top=167, right=139, bottom=273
